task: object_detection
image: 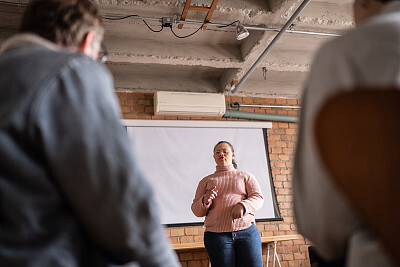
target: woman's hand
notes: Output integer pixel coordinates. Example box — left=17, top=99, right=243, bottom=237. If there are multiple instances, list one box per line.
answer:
left=202, top=186, right=218, bottom=204
left=231, top=203, right=245, bottom=219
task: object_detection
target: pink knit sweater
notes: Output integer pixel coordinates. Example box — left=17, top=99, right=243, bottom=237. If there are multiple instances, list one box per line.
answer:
left=191, top=165, right=264, bottom=232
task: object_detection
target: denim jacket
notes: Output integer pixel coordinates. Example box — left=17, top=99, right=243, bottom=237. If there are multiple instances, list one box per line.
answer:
left=0, top=34, right=179, bottom=267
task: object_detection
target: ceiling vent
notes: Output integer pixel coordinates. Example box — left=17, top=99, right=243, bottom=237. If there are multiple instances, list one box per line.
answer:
left=154, top=91, right=226, bottom=117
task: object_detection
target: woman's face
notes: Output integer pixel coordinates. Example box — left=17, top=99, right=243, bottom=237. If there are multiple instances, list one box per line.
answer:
left=213, top=143, right=235, bottom=167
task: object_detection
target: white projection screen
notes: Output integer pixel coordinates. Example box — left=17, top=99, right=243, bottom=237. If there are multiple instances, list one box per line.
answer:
left=123, top=120, right=281, bottom=226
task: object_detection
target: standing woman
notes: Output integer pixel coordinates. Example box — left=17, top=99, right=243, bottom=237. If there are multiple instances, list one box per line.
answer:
left=191, top=141, right=264, bottom=267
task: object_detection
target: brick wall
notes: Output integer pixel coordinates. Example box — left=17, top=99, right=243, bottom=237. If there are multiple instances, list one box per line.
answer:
left=117, top=92, right=312, bottom=267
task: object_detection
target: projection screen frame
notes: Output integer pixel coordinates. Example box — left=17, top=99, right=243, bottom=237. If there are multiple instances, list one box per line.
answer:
left=122, top=119, right=282, bottom=227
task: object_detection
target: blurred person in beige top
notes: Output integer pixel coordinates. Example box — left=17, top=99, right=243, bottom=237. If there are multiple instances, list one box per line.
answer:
left=294, top=0, right=400, bottom=266
left=192, top=141, right=264, bottom=267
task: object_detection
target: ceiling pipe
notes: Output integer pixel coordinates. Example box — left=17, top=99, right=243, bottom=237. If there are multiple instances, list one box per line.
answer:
left=223, top=110, right=298, bottom=123
left=231, top=0, right=312, bottom=94
left=175, top=20, right=340, bottom=37
left=101, top=14, right=340, bottom=38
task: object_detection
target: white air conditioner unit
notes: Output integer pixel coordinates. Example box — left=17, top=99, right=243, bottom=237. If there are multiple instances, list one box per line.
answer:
left=154, top=91, right=226, bottom=117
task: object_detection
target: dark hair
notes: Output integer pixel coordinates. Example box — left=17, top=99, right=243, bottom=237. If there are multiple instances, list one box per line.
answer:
left=378, top=0, right=400, bottom=2
left=214, top=141, right=238, bottom=169
left=19, top=0, right=104, bottom=48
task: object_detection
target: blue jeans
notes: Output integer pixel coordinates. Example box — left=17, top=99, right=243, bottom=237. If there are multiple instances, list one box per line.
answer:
left=204, top=224, right=263, bottom=267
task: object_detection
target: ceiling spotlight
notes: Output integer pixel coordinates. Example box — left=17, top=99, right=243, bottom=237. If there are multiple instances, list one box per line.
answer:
left=236, top=21, right=249, bottom=40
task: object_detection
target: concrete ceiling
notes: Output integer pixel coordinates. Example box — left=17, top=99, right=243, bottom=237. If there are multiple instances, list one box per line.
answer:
left=0, top=0, right=354, bottom=99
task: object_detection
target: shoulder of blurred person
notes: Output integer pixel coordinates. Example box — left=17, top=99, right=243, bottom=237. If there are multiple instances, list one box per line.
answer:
left=302, top=0, right=400, bottom=105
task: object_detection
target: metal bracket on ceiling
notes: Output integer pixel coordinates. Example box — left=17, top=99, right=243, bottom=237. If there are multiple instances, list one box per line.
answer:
left=262, top=67, right=268, bottom=80
left=178, top=0, right=219, bottom=30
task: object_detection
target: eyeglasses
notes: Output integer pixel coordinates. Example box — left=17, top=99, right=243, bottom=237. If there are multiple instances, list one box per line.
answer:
left=97, top=41, right=108, bottom=63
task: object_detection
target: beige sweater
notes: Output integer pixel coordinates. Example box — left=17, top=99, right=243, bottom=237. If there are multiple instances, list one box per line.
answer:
left=191, top=165, right=264, bottom=232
